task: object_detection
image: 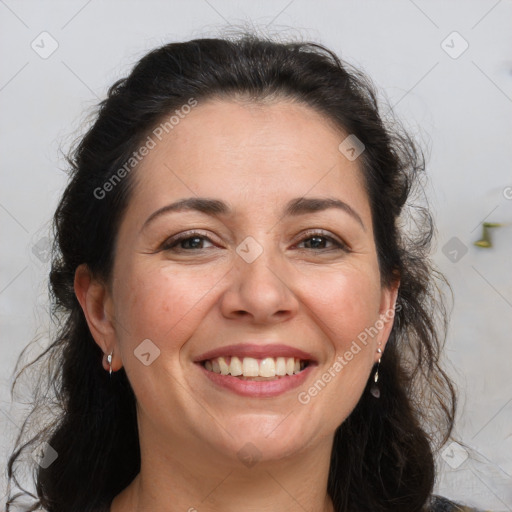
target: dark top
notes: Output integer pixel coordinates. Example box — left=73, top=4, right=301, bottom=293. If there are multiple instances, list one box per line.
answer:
left=100, top=494, right=488, bottom=511
left=429, top=495, right=489, bottom=512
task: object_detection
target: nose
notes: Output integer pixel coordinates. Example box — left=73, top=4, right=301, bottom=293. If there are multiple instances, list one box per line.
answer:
left=219, top=248, right=299, bottom=325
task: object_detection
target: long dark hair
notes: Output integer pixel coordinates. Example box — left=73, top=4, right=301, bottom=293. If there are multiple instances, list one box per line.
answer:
left=6, top=34, right=456, bottom=512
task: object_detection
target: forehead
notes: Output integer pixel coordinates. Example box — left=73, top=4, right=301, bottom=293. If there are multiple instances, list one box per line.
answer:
left=125, top=99, right=371, bottom=226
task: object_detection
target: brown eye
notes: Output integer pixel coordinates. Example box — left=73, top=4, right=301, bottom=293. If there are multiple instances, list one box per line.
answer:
left=300, top=235, right=332, bottom=249
left=295, top=231, right=349, bottom=252
left=161, top=232, right=216, bottom=251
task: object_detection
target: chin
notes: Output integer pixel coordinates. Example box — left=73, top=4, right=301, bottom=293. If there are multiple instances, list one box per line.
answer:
left=212, top=413, right=317, bottom=462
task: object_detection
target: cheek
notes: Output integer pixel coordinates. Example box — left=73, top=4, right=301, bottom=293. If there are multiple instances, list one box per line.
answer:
left=297, top=268, right=381, bottom=423
left=301, top=264, right=382, bottom=352
left=112, top=264, right=222, bottom=355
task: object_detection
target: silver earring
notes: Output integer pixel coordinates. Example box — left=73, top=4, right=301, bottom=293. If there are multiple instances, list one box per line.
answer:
left=370, top=348, right=382, bottom=398
left=107, top=352, right=113, bottom=376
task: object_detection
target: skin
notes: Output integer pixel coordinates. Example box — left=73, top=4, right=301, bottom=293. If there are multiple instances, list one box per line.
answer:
left=75, top=98, right=399, bottom=512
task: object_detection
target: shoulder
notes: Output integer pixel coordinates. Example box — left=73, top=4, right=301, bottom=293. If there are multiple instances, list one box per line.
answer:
left=428, top=494, right=492, bottom=512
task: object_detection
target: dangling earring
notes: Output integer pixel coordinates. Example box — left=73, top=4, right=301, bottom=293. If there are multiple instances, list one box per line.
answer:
left=107, top=351, right=113, bottom=377
left=370, top=348, right=382, bottom=398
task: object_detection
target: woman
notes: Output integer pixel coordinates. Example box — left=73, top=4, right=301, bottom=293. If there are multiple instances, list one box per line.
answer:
left=6, top=34, right=488, bottom=512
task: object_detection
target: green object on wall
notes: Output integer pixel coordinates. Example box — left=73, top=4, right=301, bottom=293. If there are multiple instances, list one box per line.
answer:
left=474, top=223, right=504, bottom=248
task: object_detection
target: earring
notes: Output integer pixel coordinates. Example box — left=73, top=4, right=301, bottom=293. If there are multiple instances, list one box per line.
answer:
left=370, top=348, right=382, bottom=398
left=107, top=351, right=113, bottom=376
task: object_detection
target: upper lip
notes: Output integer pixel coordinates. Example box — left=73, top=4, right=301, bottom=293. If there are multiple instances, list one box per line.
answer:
left=194, top=344, right=317, bottom=363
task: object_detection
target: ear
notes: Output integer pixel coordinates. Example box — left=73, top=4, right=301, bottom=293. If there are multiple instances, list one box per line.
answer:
left=74, top=264, right=120, bottom=371
left=374, top=275, right=400, bottom=362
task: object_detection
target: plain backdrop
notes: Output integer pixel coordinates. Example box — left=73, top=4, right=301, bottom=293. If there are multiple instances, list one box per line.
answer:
left=1, top=1, right=511, bottom=509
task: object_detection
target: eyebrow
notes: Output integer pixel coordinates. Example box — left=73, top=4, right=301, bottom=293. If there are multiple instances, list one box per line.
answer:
left=142, top=196, right=365, bottom=231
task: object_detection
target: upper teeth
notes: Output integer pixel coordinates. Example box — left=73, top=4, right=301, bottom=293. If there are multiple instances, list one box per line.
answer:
left=204, top=356, right=305, bottom=377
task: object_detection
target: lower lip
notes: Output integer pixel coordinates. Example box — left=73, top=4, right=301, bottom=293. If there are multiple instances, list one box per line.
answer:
left=196, top=363, right=316, bottom=398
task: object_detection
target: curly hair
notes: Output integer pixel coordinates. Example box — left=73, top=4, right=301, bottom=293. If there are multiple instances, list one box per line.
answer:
left=6, top=34, right=456, bottom=512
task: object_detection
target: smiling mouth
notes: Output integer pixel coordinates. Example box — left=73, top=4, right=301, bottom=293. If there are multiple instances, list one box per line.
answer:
left=201, top=356, right=310, bottom=381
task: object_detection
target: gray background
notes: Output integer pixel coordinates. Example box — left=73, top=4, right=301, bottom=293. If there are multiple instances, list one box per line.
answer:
left=1, top=0, right=511, bottom=509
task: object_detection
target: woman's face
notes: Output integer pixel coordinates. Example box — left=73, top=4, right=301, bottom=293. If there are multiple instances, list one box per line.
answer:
left=86, top=99, right=398, bottom=465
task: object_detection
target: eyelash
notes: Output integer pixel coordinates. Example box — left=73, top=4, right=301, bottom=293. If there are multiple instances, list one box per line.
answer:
left=161, top=229, right=349, bottom=253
